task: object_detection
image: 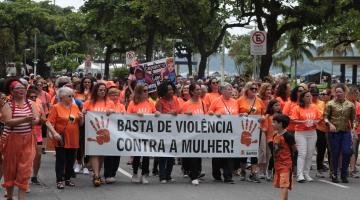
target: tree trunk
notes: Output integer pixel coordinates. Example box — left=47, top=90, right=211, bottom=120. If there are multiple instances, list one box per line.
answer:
left=197, top=55, right=208, bottom=79
left=259, top=34, right=277, bottom=80
left=145, top=30, right=155, bottom=62
left=104, top=46, right=112, bottom=80
left=186, top=53, right=192, bottom=75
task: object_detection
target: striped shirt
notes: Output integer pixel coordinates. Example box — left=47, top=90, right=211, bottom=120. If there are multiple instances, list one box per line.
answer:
left=4, top=101, right=33, bottom=134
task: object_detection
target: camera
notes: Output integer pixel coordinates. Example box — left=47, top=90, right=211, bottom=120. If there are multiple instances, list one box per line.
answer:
left=69, top=114, right=75, bottom=122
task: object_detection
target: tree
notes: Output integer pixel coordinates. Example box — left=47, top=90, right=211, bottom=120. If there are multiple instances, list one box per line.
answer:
left=228, top=35, right=254, bottom=77
left=279, top=29, right=315, bottom=79
left=161, top=0, right=253, bottom=79
left=249, top=0, right=337, bottom=79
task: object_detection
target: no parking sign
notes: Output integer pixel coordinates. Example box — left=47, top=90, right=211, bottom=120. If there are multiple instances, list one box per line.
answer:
left=250, top=31, right=267, bottom=55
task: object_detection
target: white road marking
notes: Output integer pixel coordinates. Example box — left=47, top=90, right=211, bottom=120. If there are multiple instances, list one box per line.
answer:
left=318, top=179, right=349, bottom=189
left=118, top=167, right=132, bottom=178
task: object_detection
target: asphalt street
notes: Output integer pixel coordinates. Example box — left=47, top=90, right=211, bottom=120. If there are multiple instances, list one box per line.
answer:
left=8, top=153, right=360, bottom=200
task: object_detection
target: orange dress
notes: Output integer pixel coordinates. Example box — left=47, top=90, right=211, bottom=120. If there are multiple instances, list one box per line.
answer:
left=127, top=100, right=156, bottom=114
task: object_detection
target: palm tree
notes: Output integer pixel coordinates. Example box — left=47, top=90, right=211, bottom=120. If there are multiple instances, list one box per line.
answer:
left=278, top=29, right=316, bottom=81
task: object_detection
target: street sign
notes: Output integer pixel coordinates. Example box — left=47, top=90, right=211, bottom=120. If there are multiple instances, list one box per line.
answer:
left=250, top=31, right=267, bottom=55
left=126, top=51, right=136, bottom=65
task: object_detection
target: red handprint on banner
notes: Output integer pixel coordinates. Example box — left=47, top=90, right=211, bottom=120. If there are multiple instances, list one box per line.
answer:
left=87, top=115, right=110, bottom=145
left=240, top=118, right=258, bottom=146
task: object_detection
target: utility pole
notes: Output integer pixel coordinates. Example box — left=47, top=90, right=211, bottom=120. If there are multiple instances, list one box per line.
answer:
left=34, top=33, right=38, bottom=76
left=220, top=38, right=225, bottom=84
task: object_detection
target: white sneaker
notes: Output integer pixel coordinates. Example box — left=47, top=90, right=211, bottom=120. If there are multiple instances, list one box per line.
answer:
left=83, top=167, right=90, bottom=175
left=160, top=180, right=167, bottom=184
left=316, top=171, right=325, bottom=178
left=105, top=177, right=116, bottom=184
left=304, top=174, right=313, bottom=182
left=132, top=174, right=141, bottom=183
left=74, top=163, right=81, bottom=174
left=297, top=174, right=306, bottom=183
left=191, top=179, right=199, bottom=185
left=141, top=176, right=149, bottom=184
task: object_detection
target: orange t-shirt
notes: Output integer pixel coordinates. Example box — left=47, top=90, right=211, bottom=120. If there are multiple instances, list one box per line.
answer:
left=83, top=100, right=115, bottom=112
left=75, top=91, right=91, bottom=102
left=283, top=101, right=298, bottom=131
left=238, top=96, right=265, bottom=115
left=263, top=114, right=277, bottom=142
left=290, top=104, right=322, bottom=131
left=127, top=100, right=156, bottom=114
left=356, top=102, right=360, bottom=134
left=204, top=92, right=221, bottom=108
left=314, top=100, right=328, bottom=132
left=114, top=101, right=126, bottom=113
left=156, top=96, right=181, bottom=114
left=47, top=103, right=81, bottom=148
left=209, top=96, right=239, bottom=115
left=181, top=99, right=207, bottom=114
left=274, top=131, right=295, bottom=172
left=276, top=97, right=289, bottom=109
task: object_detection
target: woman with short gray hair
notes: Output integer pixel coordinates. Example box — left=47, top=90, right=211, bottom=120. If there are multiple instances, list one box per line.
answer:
left=47, top=87, right=84, bottom=189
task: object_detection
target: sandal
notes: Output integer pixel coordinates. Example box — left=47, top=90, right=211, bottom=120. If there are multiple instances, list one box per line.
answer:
left=93, top=176, right=101, bottom=187
left=65, top=180, right=75, bottom=187
left=56, top=181, right=65, bottom=189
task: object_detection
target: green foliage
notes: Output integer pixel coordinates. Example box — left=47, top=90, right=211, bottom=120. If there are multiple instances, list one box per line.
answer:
left=50, top=53, right=83, bottom=72
left=112, top=67, right=129, bottom=80
left=228, top=35, right=254, bottom=77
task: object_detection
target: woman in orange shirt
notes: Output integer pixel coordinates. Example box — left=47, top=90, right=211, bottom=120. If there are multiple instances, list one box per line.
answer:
left=2, top=79, right=39, bottom=200
left=47, top=87, right=84, bottom=189
left=283, top=86, right=306, bottom=135
left=155, top=81, right=180, bottom=183
left=127, top=84, right=159, bottom=184
left=203, top=78, right=220, bottom=108
left=83, top=83, right=115, bottom=187
left=275, top=82, right=291, bottom=109
left=27, top=89, right=45, bottom=185
left=258, top=83, right=272, bottom=109
left=237, top=81, right=265, bottom=183
left=102, top=87, right=126, bottom=184
left=290, top=90, right=322, bottom=183
left=181, top=83, right=207, bottom=185
left=263, top=99, right=282, bottom=180
left=209, top=82, right=239, bottom=184
left=75, top=77, right=94, bottom=102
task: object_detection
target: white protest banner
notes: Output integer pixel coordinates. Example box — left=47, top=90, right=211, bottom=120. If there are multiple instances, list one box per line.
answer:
left=85, top=112, right=260, bottom=158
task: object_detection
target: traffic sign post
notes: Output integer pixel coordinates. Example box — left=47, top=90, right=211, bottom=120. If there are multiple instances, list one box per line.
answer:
left=250, top=31, right=267, bottom=55
left=126, top=51, right=136, bottom=65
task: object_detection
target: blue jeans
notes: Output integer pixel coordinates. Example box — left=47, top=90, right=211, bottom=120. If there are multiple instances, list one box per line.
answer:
left=159, top=157, right=174, bottom=181
left=328, top=131, right=352, bottom=177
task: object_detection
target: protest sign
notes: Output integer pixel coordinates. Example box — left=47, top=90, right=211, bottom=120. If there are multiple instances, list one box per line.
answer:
left=136, top=57, right=176, bottom=93
left=85, top=112, right=260, bottom=158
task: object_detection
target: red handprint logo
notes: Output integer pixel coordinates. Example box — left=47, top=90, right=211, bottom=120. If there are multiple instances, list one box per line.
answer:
left=87, top=115, right=110, bottom=145
left=240, top=118, right=258, bottom=146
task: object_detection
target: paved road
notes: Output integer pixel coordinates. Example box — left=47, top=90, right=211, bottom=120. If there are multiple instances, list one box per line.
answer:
left=8, top=153, right=360, bottom=200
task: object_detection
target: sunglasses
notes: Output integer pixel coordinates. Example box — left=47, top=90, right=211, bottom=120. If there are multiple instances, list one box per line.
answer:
left=13, top=87, right=26, bottom=90
left=68, top=95, right=74, bottom=98
left=298, top=90, right=304, bottom=93
left=143, top=89, right=148, bottom=92
left=29, top=96, right=37, bottom=99
left=211, top=82, right=219, bottom=85
left=250, top=87, right=258, bottom=91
